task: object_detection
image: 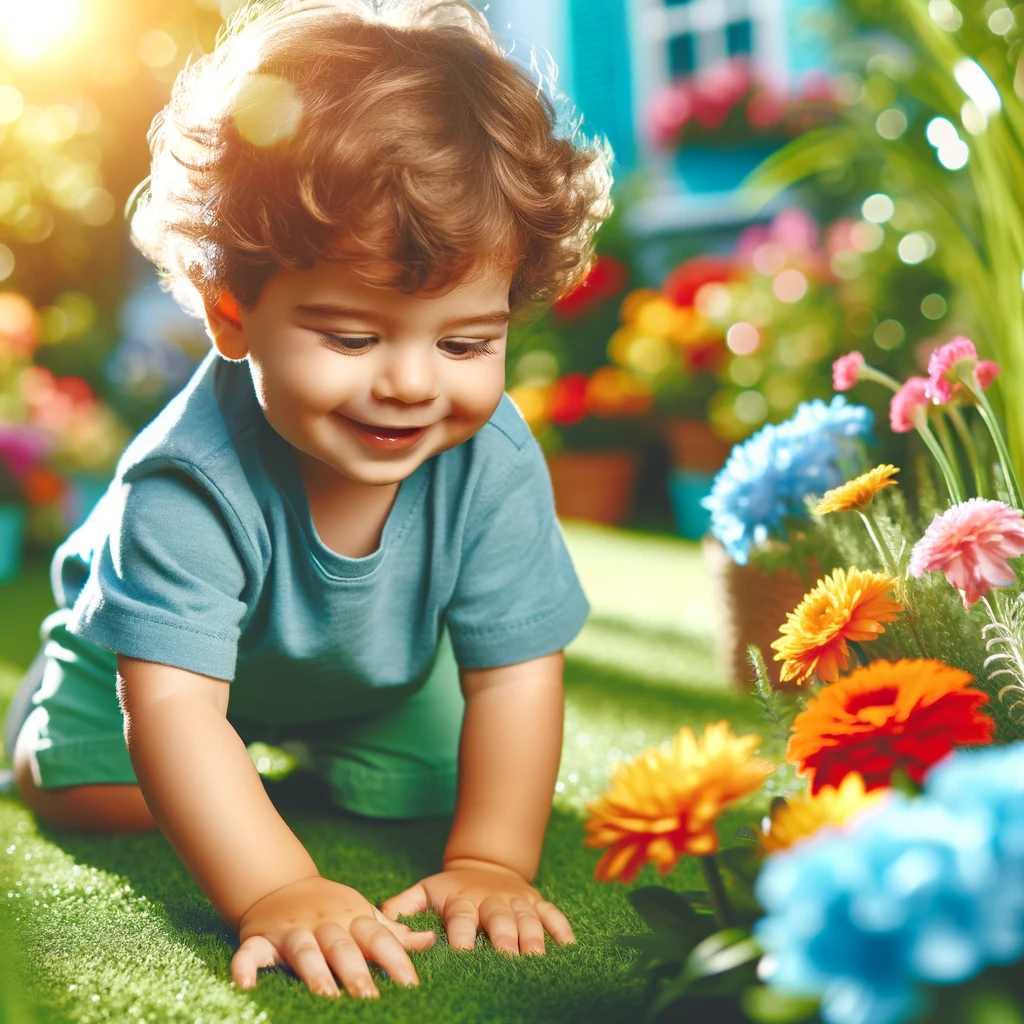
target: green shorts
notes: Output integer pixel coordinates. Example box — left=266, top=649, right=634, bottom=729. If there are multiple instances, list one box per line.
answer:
left=14, top=610, right=465, bottom=819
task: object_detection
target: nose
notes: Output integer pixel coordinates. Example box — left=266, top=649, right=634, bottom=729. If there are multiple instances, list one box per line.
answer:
left=372, top=342, right=440, bottom=404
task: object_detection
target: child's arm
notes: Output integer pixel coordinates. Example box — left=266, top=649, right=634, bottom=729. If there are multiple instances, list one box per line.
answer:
left=117, top=655, right=436, bottom=997
left=380, top=650, right=577, bottom=954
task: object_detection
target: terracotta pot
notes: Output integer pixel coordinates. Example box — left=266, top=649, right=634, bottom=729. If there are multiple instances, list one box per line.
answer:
left=546, top=450, right=640, bottom=526
left=664, top=417, right=733, bottom=473
left=703, top=536, right=814, bottom=689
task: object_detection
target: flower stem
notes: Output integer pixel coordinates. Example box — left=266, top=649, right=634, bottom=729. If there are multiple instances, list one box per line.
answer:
left=857, top=509, right=897, bottom=576
left=916, top=422, right=965, bottom=505
left=933, top=413, right=967, bottom=503
left=848, top=639, right=870, bottom=667
left=948, top=406, right=989, bottom=498
left=700, top=854, right=735, bottom=930
left=970, top=381, right=1023, bottom=509
left=860, top=366, right=902, bottom=393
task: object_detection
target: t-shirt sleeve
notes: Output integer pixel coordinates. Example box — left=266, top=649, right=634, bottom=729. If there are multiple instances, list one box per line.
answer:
left=445, top=438, right=591, bottom=670
left=64, top=463, right=251, bottom=680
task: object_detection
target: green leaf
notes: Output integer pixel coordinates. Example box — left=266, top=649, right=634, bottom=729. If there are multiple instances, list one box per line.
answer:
left=682, top=929, right=762, bottom=986
left=741, top=986, right=821, bottom=1023
left=626, top=886, right=714, bottom=952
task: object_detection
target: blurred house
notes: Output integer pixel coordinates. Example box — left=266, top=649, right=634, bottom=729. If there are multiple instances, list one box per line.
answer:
left=484, top=0, right=833, bottom=236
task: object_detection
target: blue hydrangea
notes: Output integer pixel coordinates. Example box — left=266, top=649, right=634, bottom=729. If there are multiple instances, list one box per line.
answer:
left=754, top=795, right=1024, bottom=1024
left=702, top=397, right=875, bottom=564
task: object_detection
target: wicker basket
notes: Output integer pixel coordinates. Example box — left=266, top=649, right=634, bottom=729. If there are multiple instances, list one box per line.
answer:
left=703, top=536, right=814, bottom=689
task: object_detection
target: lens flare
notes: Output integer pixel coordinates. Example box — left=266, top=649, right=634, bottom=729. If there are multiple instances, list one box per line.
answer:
left=0, top=0, right=84, bottom=65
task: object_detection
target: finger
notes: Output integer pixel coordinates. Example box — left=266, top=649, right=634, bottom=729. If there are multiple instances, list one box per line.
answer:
left=279, top=928, right=340, bottom=997
left=510, top=897, right=547, bottom=955
left=374, top=909, right=437, bottom=952
left=232, top=935, right=280, bottom=989
left=535, top=900, right=577, bottom=945
left=379, top=882, right=429, bottom=920
left=478, top=895, right=519, bottom=957
left=442, top=895, right=479, bottom=952
left=313, top=922, right=379, bottom=1000
left=349, top=915, right=421, bottom=988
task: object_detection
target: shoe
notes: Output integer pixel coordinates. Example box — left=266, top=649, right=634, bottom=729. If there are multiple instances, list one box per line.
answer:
left=2, top=645, right=48, bottom=765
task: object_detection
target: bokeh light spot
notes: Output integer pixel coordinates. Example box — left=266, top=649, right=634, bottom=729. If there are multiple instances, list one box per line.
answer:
left=734, top=390, right=768, bottom=425
left=0, top=245, right=13, bottom=283
left=772, top=269, right=808, bottom=303
left=938, top=139, right=970, bottom=169
left=851, top=221, right=885, bottom=252
left=875, top=108, right=908, bottom=139
left=874, top=319, right=906, bottom=350
left=861, top=194, right=894, bottom=224
left=961, top=100, right=987, bottom=135
left=625, top=334, right=672, bottom=376
left=232, top=74, right=303, bottom=148
left=898, top=232, right=935, bottom=264
left=729, top=357, right=762, bottom=387
left=928, top=0, right=963, bottom=31
left=138, top=30, right=178, bottom=69
left=77, top=188, right=115, bottom=226
left=694, top=282, right=732, bottom=320
left=0, top=87, right=25, bottom=126
left=989, top=7, right=1015, bottom=34
left=0, top=0, right=83, bottom=65
left=726, top=322, right=760, bottom=355
left=921, top=293, right=947, bottom=320
left=926, top=117, right=960, bottom=148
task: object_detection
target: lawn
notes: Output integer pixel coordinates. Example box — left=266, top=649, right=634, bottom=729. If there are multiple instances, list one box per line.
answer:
left=0, top=522, right=774, bottom=1024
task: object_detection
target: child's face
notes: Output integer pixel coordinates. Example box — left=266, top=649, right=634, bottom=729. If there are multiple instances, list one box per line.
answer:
left=209, top=260, right=511, bottom=488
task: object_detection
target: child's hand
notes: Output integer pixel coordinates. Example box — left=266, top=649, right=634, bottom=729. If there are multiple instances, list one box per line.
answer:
left=379, top=858, right=576, bottom=956
left=232, top=875, right=436, bottom=998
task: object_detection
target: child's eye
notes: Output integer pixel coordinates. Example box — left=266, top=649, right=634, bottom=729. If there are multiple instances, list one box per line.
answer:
left=317, top=333, right=375, bottom=353
left=441, top=339, right=498, bottom=359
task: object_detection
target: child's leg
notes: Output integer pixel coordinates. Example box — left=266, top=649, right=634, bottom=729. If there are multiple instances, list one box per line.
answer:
left=5, top=609, right=156, bottom=832
left=299, top=626, right=465, bottom=820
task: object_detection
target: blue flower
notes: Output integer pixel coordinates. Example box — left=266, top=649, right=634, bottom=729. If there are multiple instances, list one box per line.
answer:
left=754, top=795, right=1024, bottom=1024
left=702, top=397, right=875, bottom=564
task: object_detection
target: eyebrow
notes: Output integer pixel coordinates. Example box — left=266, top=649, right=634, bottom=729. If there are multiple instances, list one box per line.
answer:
left=293, top=303, right=510, bottom=330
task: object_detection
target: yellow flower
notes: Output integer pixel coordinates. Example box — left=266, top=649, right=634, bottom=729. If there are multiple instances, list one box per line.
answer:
left=759, top=773, right=887, bottom=852
left=771, top=567, right=903, bottom=685
left=583, top=721, right=775, bottom=883
left=814, top=464, right=899, bottom=515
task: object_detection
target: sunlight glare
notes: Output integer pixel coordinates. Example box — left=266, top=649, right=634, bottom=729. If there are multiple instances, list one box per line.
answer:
left=0, top=0, right=85, bottom=66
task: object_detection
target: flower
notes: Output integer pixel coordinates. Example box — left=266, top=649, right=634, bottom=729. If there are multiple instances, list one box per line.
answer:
left=703, top=397, right=875, bottom=564
left=583, top=721, right=774, bottom=882
left=976, top=359, right=1000, bottom=390
left=755, top=796, right=1024, bottom=1024
left=771, top=567, right=903, bottom=685
left=760, top=773, right=886, bottom=852
left=889, top=377, right=931, bottom=434
left=910, top=498, right=1024, bottom=607
left=548, top=373, right=589, bottom=426
left=552, top=255, right=629, bottom=321
left=925, top=336, right=980, bottom=404
left=814, top=465, right=899, bottom=515
left=832, top=351, right=865, bottom=392
left=787, top=659, right=994, bottom=793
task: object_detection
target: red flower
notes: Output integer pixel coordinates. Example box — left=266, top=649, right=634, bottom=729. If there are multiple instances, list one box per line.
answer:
left=663, top=257, right=735, bottom=308
left=552, top=256, right=629, bottom=321
left=787, top=659, right=995, bottom=793
left=549, top=374, right=589, bottom=426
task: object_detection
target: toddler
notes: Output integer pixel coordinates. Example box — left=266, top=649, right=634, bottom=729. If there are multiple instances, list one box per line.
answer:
left=3, top=0, right=613, bottom=1002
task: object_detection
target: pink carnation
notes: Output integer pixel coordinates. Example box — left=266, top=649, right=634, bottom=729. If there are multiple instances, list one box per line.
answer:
left=910, top=498, right=1024, bottom=607
left=926, top=337, right=980, bottom=404
left=890, top=377, right=931, bottom=433
left=833, top=351, right=865, bottom=392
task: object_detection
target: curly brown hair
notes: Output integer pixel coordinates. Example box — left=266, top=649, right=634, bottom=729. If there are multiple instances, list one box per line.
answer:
left=130, top=0, right=614, bottom=323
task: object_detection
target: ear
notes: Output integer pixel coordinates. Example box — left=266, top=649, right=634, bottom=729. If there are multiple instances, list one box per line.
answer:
left=203, top=291, right=249, bottom=361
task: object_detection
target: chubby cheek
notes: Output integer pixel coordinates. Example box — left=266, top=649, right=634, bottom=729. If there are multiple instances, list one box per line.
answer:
left=446, top=364, right=506, bottom=437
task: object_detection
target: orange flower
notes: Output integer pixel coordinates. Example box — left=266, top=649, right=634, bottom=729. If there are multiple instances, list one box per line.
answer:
left=771, top=567, right=903, bottom=685
left=787, top=659, right=995, bottom=794
left=813, top=465, right=899, bottom=515
left=759, top=773, right=886, bottom=852
left=583, top=721, right=774, bottom=882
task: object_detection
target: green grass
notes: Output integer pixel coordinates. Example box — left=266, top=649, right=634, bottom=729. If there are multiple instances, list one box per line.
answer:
left=0, top=524, right=772, bottom=1024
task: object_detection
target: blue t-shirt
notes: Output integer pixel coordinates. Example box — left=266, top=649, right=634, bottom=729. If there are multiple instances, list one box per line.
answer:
left=52, top=351, right=591, bottom=724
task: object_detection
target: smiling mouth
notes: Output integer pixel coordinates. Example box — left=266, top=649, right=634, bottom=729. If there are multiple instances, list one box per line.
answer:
left=345, top=418, right=429, bottom=436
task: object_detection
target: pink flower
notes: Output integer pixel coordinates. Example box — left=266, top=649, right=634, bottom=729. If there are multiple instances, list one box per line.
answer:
left=977, top=360, right=1000, bottom=390
left=747, top=86, right=786, bottom=130
left=910, top=498, right=1024, bottom=607
left=833, top=352, right=865, bottom=392
left=649, top=82, right=693, bottom=147
left=890, top=377, right=931, bottom=433
left=926, top=337, right=980, bottom=404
